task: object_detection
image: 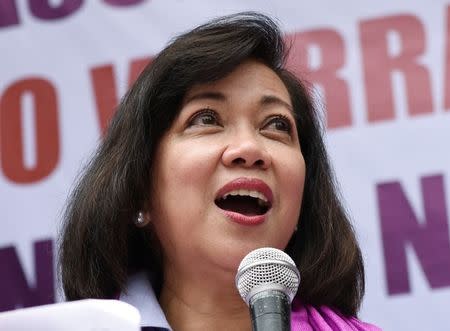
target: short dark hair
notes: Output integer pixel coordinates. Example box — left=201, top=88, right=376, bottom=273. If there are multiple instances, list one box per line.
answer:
left=59, top=12, right=364, bottom=316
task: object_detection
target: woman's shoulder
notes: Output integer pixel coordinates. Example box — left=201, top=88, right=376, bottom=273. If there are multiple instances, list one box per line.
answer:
left=291, top=299, right=381, bottom=331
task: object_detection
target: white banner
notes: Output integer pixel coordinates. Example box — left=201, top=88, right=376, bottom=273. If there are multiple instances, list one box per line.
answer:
left=1, top=1, right=450, bottom=330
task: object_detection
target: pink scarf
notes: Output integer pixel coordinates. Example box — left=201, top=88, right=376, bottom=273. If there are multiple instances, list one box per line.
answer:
left=291, top=300, right=382, bottom=330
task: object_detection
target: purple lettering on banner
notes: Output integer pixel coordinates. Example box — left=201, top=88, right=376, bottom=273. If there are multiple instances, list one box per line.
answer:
left=103, top=0, right=146, bottom=6
left=0, top=240, right=54, bottom=312
left=0, top=0, right=20, bottom=28
left=29, top=0, right=83, bottom=20
left=377, top=174, right=450, bottom=295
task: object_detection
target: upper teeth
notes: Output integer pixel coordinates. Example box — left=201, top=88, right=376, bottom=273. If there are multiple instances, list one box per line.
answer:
left=222, top=189, right=268, bottom=202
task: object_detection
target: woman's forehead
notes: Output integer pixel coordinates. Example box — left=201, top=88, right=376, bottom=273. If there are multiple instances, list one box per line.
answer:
left=181, top=60, right=292, bottom=108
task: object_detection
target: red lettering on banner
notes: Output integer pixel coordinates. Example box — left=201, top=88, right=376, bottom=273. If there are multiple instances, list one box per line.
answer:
left=128, top=57, right=151, bottom=85
left=90, top=66, right=117, bottom=136
left=377, top=174, right=450, bottom=295
left=360, top=15, right=433, bottom=122
left=0, top=240, right=54, bottom=311
left=29, top=0, right=83, bottom=20
left=0, top=0, right=20, bottom=27
left=286, top=30, right=352, bottom=129
left=0, top=78, right=60, bottom=183
left=90, top=56, right=152, bottom=135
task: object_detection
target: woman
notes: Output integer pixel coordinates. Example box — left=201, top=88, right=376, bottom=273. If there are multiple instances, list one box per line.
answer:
left=59, top=12, right=380, bottom=330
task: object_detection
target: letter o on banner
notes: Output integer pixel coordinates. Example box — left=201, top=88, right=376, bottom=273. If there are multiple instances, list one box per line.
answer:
left=0, top=78, right=60, bottom=184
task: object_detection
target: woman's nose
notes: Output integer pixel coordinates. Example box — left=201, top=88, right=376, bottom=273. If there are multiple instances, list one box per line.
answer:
left=221, top=129, right=272, bottom=169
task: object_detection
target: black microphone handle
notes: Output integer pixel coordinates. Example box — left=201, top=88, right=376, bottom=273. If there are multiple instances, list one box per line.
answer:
left=249, top=289, right=291, bottom=331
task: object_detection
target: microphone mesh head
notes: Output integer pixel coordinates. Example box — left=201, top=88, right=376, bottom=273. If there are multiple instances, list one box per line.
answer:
left=235, top=247, right=300, bottom=304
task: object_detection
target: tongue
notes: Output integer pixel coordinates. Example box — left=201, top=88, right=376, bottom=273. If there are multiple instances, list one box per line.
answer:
left=217, top=196, right=262, bottom=216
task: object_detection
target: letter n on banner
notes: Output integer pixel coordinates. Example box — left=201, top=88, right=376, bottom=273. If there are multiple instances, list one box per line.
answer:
left=377, top=174, right=450, bottom=295
left=0, top=240, right=54, bottom=311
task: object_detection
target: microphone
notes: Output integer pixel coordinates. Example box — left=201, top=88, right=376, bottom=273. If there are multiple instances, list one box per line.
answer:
left=235, top=247, right=300, bottom=331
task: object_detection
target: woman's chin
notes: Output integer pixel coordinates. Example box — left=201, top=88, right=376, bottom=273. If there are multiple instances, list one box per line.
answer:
left=212, top=242, right=270, bottom=273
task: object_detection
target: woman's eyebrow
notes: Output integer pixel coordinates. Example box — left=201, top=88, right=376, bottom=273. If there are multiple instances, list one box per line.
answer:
left=184, top=92, right=294, bottom=114
left=260, top=95, right=294, bottom=114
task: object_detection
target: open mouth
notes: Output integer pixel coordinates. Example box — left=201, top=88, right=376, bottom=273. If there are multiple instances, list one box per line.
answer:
left=215, top=190, right=271, bottom=216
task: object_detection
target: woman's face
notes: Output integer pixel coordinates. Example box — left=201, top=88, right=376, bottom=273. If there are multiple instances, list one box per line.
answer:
left=149, top=60, right=305, bottom=276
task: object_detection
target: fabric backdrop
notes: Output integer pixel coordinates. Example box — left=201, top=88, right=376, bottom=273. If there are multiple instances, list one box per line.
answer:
left=1, top=1, right=449, bottom=330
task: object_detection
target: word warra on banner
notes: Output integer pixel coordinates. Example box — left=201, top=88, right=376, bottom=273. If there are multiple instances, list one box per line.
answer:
left=287, top=8, right=450, bottom=128
left=377, top=173, right=450, bottom=295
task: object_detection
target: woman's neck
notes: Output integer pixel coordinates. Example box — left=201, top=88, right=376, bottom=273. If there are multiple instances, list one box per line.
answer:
left=159, top=266, right=251, bottom=331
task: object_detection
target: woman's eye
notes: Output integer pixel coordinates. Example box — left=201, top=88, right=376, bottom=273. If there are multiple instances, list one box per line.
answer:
left=187, top=109, right=220, bottom=127
left=263, top=115, right=292, bottom=134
